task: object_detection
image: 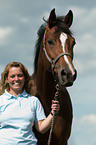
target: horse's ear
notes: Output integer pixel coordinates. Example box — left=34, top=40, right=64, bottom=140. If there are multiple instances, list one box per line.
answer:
left=49, top=8, right=56, bottom=28
left=64, top=10, right=73, bottom=28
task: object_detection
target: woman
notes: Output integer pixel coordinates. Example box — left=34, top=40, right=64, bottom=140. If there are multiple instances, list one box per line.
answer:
left=0, top=62, right=60, bottom=145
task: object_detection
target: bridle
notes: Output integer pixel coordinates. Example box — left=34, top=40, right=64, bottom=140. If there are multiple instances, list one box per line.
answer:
left=43, top=30, right=72, bottom=71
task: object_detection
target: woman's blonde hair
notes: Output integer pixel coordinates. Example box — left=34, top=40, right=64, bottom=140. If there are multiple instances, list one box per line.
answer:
left=0, top=62, right=30, bottom=93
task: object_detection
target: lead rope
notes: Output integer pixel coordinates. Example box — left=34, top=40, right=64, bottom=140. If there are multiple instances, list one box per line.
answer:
left=47, top=83, right=59, bottom=145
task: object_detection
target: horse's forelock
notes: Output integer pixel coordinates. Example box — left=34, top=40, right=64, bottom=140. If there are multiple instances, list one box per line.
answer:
left=54, top=16, right=72, bottom=35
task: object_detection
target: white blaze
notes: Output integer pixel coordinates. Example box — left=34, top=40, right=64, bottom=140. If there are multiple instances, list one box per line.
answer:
left=60, top=33, right=75, bottom=75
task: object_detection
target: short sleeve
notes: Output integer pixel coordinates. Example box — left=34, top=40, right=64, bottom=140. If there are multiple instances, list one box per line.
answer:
left=34, top=98, right=46, bottom=122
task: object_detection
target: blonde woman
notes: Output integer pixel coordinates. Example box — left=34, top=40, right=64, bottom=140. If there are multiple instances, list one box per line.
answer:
left=0, top=62, right=60, bottom=145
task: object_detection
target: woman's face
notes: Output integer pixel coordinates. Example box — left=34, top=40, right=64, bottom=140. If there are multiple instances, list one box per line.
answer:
left=6, top=67, right=25, bottom=95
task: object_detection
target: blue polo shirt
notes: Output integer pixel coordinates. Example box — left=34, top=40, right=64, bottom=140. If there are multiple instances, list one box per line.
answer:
left=0, top=90, right=46, bottom=145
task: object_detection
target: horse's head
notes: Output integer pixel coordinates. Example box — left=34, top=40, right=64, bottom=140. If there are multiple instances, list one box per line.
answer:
left=42, top=8, right=77, bottom=87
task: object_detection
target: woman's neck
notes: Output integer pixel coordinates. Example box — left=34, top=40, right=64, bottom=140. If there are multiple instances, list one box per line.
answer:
left=8, top=89, right=23, bottom=97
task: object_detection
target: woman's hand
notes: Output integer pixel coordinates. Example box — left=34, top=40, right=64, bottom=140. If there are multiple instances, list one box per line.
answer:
left=51, top=100, right=60, bottom=115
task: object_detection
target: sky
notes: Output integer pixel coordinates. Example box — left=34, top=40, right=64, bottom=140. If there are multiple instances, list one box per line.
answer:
left=0, top=0, right=96, bottom=145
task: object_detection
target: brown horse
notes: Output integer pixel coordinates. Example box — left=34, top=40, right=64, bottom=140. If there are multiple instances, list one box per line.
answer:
left=28, top=8, right=77, bottom=145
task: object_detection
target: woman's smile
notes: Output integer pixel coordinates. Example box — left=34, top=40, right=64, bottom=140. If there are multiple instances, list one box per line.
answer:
left=11, top=82, right=22, bottom=86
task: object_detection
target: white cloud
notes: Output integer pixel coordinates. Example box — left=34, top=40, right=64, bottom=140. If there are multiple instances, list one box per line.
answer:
left=69, top=114, right=96, bottom=145
left=0, top=27, right=14, bottom=46
left=75, top=33, right=96, bottom=75
left=69, top=6, right=96, bottom=30
left=21, top=18, right=29, bottom=23
left=0, top=27, right=13, bottom=39
left=66, top=6, right=96, bottom=75
left=77, top=33, right=96, bottom=54
left=80, top=114, right=96, bottom=124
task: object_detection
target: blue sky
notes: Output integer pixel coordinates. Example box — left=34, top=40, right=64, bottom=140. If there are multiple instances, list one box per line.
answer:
left=0, top=0, right=96, bottom=145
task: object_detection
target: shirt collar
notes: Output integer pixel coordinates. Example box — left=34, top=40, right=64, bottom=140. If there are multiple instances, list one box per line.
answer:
left=19, top=90, right=29, bottom=98
left=4, top=90, right=29, bottom=99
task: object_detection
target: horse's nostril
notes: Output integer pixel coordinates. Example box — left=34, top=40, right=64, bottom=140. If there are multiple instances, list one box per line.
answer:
left=61, top=70, right=71, bottom=80
left=61, top=70, right=66, bottom=76
left=67, top=73, right=71, bottom=80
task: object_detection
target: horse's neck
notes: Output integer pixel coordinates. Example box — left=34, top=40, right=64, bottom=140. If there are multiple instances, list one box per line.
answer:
left=36, top=68, right=55, bottom=98
left=36, top=63, right=56, bottom=112
left=36, top=70, right=56, bottom=114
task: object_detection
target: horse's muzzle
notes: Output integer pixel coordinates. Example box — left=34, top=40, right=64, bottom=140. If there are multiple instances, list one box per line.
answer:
left=59, top=69, right=77, bottom=87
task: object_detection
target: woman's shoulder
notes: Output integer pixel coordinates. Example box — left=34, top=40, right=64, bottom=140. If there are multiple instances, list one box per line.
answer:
left=0, top=91, right=8, bottom=102
left=29, top=95, right=40, bottom=103
left=23, top=90, right=39, bottom=101
left=0, top=94, right=4, bottom=100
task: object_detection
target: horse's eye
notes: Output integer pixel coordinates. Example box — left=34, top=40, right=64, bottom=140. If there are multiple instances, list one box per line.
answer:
left=48, top=40, right=54, bottom=45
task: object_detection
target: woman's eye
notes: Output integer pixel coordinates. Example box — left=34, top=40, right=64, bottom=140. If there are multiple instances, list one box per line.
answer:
left=18, top=74, right=23, bottom=77
left=10, top=75, right=15, bottom=78
left=48, top=40, right=54, bottom=45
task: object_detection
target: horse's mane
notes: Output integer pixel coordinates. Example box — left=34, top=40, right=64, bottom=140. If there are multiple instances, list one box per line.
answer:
left=34, top=23, right=46, bottom=74
left=34, top=16, right=72, bottom=74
